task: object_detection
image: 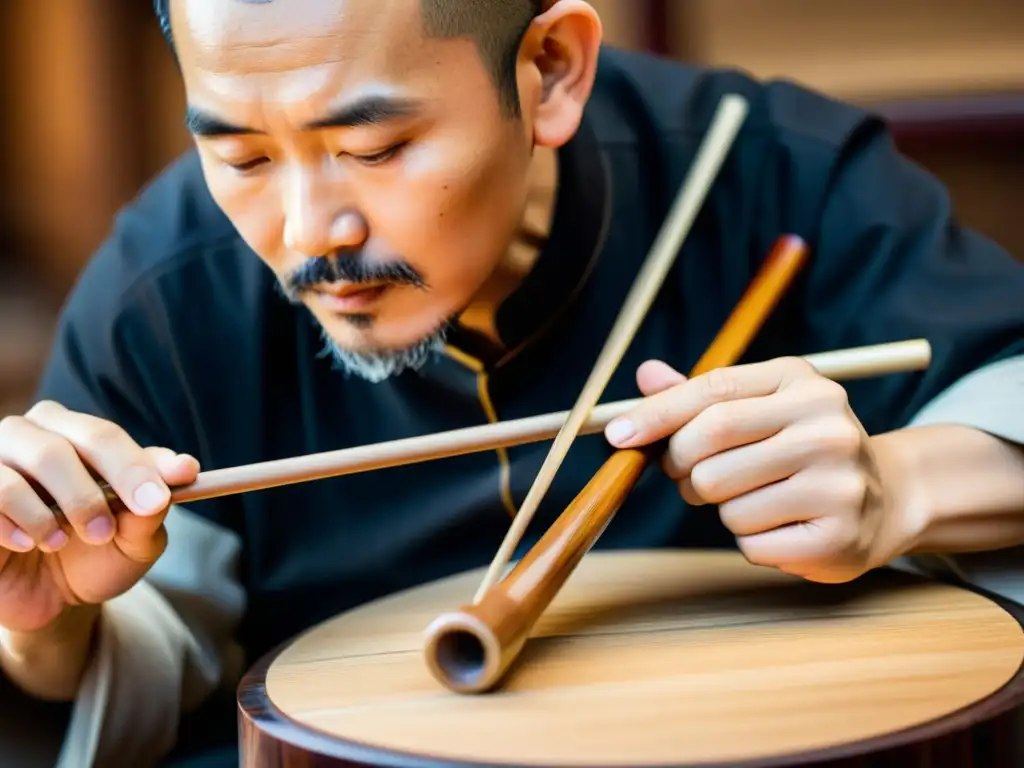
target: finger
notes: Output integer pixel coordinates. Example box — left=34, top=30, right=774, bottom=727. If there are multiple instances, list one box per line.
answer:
left=0, top=416, right=117, bottom=546
left=683, top=425, right=816, bottom=506
left=737, top=515, right=864, bottom=584
left=0, top=512, right=36, bottom=553
left=23, top=402, right=171, bottom=517
left=113, top=448, right=198, bottom=558
left=718, top=478, right=810, bottom=538
left=715, top=471, right=822, bottom=537
left=113, top=503, right=172, bottom=563
left=676, top=476, right=706, bottom=507
left=635, top=360, right=686, bottom=396
left=143, top=447, right=200, bottom=487
left=689, top=415, right=864, bottom=505
left=729, top=465, right=870, bottom=537
left=661, top=391, right=805, bottom=480
left=606, top=356, right=817, bottom=447
left=0, top=463, right=70, bottom=553
left=606, top=362, right=686, bottom=445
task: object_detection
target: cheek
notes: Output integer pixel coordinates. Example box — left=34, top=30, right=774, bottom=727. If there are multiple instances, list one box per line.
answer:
left=387, top=145, right=494, bottom=230
left=369, top=137, right=528, bottom=283
left=199, top=160, right=285, bottom=269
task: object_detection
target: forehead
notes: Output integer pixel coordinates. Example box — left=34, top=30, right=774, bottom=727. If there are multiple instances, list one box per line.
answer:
left=171, top=0, right=477, bottom=102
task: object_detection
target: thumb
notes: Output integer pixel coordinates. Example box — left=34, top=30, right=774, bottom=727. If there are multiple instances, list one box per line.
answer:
left=114, top=448, right=199, bottom=562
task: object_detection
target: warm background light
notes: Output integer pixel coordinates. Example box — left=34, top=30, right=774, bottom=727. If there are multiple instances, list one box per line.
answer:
left=2, top=0, right=1022, bottom=416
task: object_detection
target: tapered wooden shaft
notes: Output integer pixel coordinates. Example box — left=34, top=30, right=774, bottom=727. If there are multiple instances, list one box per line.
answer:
left=422, top=446, right=653, bottom=693
left=422, top=234, right=811, bottom=694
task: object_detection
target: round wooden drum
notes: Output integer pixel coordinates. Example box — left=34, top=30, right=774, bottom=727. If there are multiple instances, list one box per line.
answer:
left=238, top=550, right=1024, bottom=767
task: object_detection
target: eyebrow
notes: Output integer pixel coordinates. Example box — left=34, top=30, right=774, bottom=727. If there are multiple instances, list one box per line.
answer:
left=185, top=95, right=422, bottom=137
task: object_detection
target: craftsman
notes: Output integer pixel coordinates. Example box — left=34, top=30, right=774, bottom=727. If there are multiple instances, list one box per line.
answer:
left=1, top=1, right=1022, bottom=765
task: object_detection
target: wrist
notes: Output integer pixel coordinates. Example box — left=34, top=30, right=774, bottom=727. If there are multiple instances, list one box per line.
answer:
left=0, top=604, right=101, bottom=701
left=868, top=429, right=932, bottom=561
left=869, top=424, right=1024, bottom=557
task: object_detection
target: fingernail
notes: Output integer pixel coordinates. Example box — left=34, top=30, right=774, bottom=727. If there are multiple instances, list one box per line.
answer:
left=44, top=530, right=69, bottom=551
left=86, top=516, right=114, bottom=542
left=10, top=529, right=34, bottom=550
left=606, top=419, right=637, bottom=445
left=133, top=482, right=168, bottom=513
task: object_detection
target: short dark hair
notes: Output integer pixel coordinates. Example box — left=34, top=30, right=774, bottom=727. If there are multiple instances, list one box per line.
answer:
left=153, top=0, right=542, bottom=117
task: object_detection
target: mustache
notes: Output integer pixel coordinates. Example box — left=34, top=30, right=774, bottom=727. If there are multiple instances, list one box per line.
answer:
left=284, top=251, right=426, bottom=296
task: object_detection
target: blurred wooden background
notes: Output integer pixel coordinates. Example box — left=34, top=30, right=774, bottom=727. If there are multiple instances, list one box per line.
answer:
left=2, top=0, right=1022, bottom=417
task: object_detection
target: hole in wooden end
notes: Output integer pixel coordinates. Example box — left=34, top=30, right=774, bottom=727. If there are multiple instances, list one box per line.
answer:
left=432, top=628, right=488, bottom=689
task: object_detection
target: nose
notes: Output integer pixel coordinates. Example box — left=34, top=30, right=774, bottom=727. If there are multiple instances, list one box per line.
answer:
left=282, top=169, right=368, bottom=257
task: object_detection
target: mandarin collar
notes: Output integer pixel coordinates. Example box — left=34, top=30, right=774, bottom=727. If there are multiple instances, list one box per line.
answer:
left=444, top=113, right=612, bottom=369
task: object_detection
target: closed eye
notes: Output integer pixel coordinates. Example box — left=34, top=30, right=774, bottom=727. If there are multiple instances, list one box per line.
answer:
left=221, top=141, right=407, bottom=175
left=226, top=157, right=269, bottom=173
left=349, top=141, right=408, bottom=166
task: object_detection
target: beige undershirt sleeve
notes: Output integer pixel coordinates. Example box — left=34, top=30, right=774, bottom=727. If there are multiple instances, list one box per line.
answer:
left=56, top=505, right=245, bottom=768
left=890, top=354, right=1024, bottom=605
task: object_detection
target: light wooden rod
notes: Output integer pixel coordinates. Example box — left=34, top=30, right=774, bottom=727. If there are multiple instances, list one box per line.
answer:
left=169, top=338, right=930, bottom=506
left=45, top=339, right=930, bottom=517
left=472, top=94, right=753, bottom=601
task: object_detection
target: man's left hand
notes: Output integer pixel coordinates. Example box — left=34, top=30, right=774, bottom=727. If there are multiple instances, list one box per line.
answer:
left=604, top=357, right=914, bottom=584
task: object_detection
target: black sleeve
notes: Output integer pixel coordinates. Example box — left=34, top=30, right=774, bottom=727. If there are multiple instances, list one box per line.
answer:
left=33, top=230, right=193, bottom=457
left=6, top=234, right=180, bottom=748
left=780, top=108, right=1024, bottom=436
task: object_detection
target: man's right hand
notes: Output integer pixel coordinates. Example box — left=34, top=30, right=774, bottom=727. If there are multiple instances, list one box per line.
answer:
left=0, top=401, right=199, bottom=635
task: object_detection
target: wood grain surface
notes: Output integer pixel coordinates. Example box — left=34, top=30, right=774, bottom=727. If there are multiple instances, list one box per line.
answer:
left=258, top=550, right=1024, bottom=766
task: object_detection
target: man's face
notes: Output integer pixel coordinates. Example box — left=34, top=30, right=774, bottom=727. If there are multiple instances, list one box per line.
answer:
left=171, top=0, right=545, bottom=378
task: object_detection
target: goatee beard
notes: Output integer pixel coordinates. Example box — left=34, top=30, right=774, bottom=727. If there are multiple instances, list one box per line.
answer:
left=315, top=324, right=451, bottom=383
left=273, top=270, right=452, bottom=383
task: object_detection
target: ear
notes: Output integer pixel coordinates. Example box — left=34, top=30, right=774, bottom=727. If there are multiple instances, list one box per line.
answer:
left=519, top=0, right=602, bottom=148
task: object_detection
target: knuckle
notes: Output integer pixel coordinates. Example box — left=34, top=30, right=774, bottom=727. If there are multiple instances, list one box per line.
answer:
left=779, top=355, right=816, bottom=377
left=649, top=405, right=675, bottom=433
left=12, top=515, right=54, bottom=540
left=62, top=489, right=111, bottom=522
left=0, top=414, right=26, bottom=439
left=25, top=437, right=77, bottom=477
left=700, top=368, right=742, bottom=402
left=815, top=418, right=863, bottom=458
left=86, top=420, right=126, bottom=450
left=25, top=399, right=62, bottom=420
left=636, top=400, right=678, bottom=437
left=0, top=468, right=27, bottom=513
left=810, top=379, right=851, bottom=409
left=830, top=471, right=868, bottom=509
left=143, top=446, right=175, bottom=465
left=696, top=402, right=736, bottom=451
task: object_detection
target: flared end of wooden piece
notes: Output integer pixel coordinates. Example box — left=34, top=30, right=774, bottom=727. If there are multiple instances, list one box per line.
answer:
left=423, top=608, right=512, bottom=694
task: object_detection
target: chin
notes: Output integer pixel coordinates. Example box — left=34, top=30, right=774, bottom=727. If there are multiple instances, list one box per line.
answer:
left=314, top=310, right=453, bottom=384
left=318, top=307, right=449, bottom=350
